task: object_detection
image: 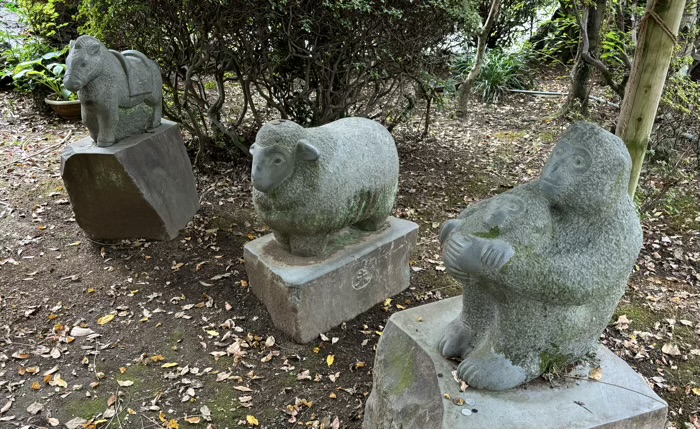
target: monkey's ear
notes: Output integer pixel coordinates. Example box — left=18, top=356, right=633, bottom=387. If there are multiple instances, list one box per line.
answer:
left=296, top=139, right=320, bottom=161
left=249, top=144, right=256, bottom=156
left=69, top=40, right=75, bottom=50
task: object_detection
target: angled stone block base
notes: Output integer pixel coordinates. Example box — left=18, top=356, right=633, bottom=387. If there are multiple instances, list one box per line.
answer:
left=244, top=217, right=418, bottom=343
left=61, top=120, right=199, bottom=241
left=364, top=297, right=668, bottom=429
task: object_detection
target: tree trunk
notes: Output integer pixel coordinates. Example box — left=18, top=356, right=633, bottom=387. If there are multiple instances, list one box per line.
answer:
left=456, top=0, right=501, bottom=117
left=616, top=0, right=687, bottom=197
left=565, top=0, right=607, bottom=114
left=676, top=0, right=698, bottom=76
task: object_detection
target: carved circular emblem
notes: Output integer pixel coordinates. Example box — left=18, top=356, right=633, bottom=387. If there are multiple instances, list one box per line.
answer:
left=352, top=268, right=372, bottom=290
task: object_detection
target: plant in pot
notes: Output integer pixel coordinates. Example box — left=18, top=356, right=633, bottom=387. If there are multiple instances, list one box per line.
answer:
left=11, top=47, right=81, bottom=120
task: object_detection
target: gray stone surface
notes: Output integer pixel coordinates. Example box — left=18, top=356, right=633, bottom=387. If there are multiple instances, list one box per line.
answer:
left=436, top=122, right=643, bottom=390
left=64, top=35, right=162, bottom=147
left=364, top=297, right=668, bottom=429
left=250, top=117, right=399, bottom=257
left=61, top=120, right=198, bottom=240
left=244, top=217, right=417, bottom=343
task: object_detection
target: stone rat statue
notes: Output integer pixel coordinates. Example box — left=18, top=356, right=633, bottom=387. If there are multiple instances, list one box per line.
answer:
left=438, top=122, right=642, bottom=390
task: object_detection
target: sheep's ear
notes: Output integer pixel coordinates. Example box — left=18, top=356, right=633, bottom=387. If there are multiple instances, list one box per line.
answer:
left=69, top=40, right=75, bottom=50
left=296, top=139, right=320, bottom=161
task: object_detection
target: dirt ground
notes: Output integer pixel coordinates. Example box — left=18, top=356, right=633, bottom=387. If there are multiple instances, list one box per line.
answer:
left=0, top=78, right=698, bottom=429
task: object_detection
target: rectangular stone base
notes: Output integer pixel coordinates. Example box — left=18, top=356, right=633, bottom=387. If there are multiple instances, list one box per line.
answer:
left=244, top=217, right=418, bottom=343
left=364, top=297, right=668, bottom=429
left=61, top=120, right=199, bottom=241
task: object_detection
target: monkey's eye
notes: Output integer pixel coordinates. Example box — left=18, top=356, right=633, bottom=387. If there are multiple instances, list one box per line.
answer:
left=273, top=156, right=284, bottom=165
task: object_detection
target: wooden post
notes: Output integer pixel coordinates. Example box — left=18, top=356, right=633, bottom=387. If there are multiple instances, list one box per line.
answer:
left=616, top=0, right=686, bottom=197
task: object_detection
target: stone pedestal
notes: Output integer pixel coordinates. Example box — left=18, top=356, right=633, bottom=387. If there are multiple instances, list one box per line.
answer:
left=61, top=120, right=199, bottom=241
left=244, top=217, right=418, bottom=343
left=364, top=297, right=668, bottom=429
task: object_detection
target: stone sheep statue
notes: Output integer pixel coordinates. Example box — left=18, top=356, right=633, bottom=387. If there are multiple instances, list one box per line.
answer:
left=64, top=35, right=162, bottom=147
left=250, top=118, right=399, bottom=257
left=437, top=122, right=642, bottom=390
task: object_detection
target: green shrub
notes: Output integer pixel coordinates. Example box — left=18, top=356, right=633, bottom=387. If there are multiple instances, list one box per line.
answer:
left=17, top=0, right=82, bottom=45
left=76, top=0, right=479, bottom=159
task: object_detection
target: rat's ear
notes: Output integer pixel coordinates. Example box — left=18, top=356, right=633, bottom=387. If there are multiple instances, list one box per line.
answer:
left=296, top=139, right=320, bottom=161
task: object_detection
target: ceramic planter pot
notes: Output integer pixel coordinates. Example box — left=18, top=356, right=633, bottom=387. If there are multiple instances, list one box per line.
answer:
left=44, top=98, right=81, bottom=120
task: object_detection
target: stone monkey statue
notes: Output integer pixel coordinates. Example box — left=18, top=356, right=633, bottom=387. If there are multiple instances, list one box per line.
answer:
left=438, top=122, right=642, bottom=390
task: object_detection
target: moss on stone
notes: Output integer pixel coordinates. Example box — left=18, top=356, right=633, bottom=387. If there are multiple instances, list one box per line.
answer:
left=386, top=334, right=416, bottom=396
left=474, top=226, right=501, bottom=239
left=539, top=349, right=572, bottom=378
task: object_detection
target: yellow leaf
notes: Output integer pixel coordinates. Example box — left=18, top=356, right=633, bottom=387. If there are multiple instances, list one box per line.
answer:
left=327, top=355, right=335, bottom=367
left=32, top=381, right=41, bottom=390
left=87, top=288, right=95, bottom=294
left=127, top=408, right=136, bottom=415
left=588, top=367, right=603, bottom=381
left=97, top=314, right=115, bottom=325
left=246, top=415, right=259, bottom=426
left=161, top=362, right=179, bottom=368
left=150, top=355, right=166, bottom=362
left=159, top=411, right=167, bottom=422
left=184, top=416, right=201, bottom=424
left=329, top=392, right=337, bottom=399
left=66, top=241, right=81, bottom=247
left=51, top=374, right=68, bottom=388
left=119, top=367, right=127, bottom=374
left=240, top=280, right=249, bottom=288
left=117, top=380, right=134, bottom=387
left=168, top=419, right=179, bottom=429
left=693, top=387, right=700, bottom=396
left=206, top=330, right=219, bottom=337
left=48, top=314, right=58, bottom=320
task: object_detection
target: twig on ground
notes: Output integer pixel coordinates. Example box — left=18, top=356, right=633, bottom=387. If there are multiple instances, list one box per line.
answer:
left=0, top=129, right=73, bottom=171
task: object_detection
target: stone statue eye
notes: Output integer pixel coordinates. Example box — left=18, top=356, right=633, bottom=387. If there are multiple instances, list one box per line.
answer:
left=273, top=156, right=284, bottom=165
left=573, top=156, right=584, bottom=167
left=80, top=62, right=87, bottom=68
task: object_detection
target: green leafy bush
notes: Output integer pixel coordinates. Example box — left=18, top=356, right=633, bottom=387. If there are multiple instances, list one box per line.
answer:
left=74, top=0, right=479, bottom=159
left=17, top=0, right=82, bottom=45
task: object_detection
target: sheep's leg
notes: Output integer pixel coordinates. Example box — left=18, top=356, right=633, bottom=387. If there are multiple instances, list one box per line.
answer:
left=289, top=234, right=329, bottom=257
left=353, top=214, right=388, bottom=232
left=272, top=231, right=291, bottom=252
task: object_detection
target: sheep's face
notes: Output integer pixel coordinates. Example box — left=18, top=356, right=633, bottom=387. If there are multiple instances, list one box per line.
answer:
left=250, top=140, right=320, bottom=193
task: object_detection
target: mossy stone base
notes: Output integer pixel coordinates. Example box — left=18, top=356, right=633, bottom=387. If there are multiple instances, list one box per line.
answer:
left=61, top=120, right=199, bottom=240
left=244, top=217, right=417, bottom=343
left=363, top=297, right=668, bottom=429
